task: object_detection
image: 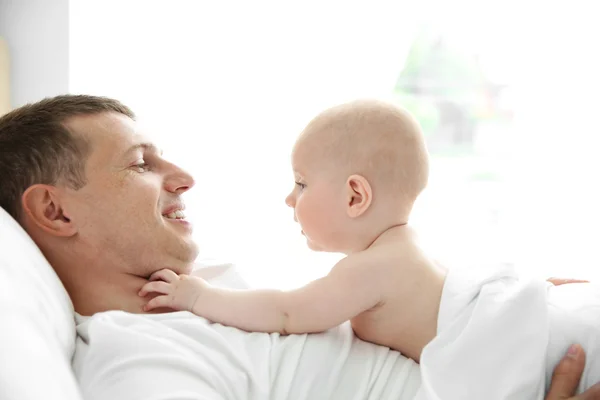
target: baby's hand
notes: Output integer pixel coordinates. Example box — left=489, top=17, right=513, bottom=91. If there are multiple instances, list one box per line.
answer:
left=139, top=269, right=208, bottom=312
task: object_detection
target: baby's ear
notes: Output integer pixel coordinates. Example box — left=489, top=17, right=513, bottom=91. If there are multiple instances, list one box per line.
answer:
left=345, top=174, right=372, bottom=218
left=21, top=184, right=77, bottom=237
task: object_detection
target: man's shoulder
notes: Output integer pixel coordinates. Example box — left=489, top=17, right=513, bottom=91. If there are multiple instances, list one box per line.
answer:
left=192, top=259, right=250, bottom=289
left=73, top=310, right=272, bottom=399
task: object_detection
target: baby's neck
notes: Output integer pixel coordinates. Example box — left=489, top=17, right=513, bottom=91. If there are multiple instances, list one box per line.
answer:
left=368, top=223, right=414, bottom=249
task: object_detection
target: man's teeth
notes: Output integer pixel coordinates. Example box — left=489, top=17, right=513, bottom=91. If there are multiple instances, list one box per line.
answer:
left=164, top=210, right=186, bottom=219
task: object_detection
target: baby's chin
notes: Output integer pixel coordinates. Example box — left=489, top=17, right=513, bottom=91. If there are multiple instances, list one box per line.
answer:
left=305, top=237, right=330, bottom=253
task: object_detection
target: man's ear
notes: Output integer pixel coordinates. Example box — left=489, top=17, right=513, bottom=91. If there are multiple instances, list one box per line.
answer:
left=21, top=184, right=77, bottom=237
left=345, top=174, right=373, bottom=218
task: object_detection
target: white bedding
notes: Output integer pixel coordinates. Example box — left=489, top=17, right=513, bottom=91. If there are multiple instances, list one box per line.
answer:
left=0, top=207, right=80, bottom=400
left=417, top=264, right=600, bottom=399
left=72, top=262, right=422, bottom=400
left=72, top=261, right=600, bottom=399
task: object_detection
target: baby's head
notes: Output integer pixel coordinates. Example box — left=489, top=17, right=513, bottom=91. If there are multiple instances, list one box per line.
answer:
left=285, top=99, right=429, bottom=254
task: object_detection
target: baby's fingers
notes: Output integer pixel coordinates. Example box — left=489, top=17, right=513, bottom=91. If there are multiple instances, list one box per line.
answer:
left=547, top=277, right=589, bottom=286
left=143, top=295, right=176, bottom=312
left=139, top=281, right=171, bottom=297
left=149, top=268, right=179, bottom=283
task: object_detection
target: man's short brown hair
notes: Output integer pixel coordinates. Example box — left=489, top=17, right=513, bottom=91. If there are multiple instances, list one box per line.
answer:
left=0, top=94, right=135, bottom=221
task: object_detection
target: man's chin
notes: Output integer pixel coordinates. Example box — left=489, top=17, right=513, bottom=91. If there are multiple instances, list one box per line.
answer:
left=177, top=263, right=195, bottom=275
left=183, top=240, right=200, bottom=265
left=170, top=238, right=200, bottom=274
left=166, top=258, right=196, bottom=276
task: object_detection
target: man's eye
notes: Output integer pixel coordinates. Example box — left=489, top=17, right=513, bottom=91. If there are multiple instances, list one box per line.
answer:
left=133, top=162, right=150, bottom=172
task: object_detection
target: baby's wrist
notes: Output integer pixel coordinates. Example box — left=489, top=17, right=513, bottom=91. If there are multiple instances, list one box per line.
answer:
left=190, top=281, right=213, bottom=315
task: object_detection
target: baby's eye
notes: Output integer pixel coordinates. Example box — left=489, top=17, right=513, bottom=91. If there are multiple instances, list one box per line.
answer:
left=295, top=181, right=306, bottom=190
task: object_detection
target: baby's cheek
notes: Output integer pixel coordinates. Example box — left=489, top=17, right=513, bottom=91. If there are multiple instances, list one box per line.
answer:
left=294, top=200, right=310, bottom=224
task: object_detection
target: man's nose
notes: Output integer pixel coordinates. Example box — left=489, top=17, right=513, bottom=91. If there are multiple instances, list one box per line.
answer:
left=164, top=163, right=195, bottom=194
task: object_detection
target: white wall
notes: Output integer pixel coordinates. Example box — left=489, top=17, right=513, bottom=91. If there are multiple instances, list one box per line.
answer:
left=0, top=0, right=69, bottom=108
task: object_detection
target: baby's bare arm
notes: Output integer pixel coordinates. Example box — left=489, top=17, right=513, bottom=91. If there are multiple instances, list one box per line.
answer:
left=191, top=255, right=383, bottom=334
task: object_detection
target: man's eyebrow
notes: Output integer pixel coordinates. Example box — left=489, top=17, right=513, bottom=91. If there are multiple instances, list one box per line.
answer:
left=123, top=143, right=163, bottom=157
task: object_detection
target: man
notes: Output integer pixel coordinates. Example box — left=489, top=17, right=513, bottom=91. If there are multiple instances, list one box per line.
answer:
left=0, top=94, right=598, bottom=399
left=0, top=95, right=197, bottom=316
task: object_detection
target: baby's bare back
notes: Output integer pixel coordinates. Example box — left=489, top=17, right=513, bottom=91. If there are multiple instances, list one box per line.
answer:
left=349, top=230, right=447, bottom=362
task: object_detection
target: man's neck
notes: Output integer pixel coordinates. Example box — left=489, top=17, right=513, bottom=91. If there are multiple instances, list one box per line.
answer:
left=45, top=246, right=171, bottom=316
left=63, top=266, right=150, bottom=316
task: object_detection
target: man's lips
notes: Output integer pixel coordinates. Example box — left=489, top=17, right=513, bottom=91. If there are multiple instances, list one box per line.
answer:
left=162, top=203, right=186, bottom=220
left=162, top=204, right=185, bottom=215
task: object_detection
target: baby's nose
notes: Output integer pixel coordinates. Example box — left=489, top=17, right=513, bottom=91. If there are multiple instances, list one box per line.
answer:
left=285, top=193, right=295, bottom=208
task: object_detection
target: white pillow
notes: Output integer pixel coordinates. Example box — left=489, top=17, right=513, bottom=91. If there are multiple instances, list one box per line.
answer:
left=0, top=207, right=81, bottom=400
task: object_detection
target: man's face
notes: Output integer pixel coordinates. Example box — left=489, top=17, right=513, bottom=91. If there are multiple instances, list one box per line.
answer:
left=61, top=112, right=199, bottom=276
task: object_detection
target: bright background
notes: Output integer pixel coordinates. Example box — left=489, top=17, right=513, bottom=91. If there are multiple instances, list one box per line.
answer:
left=3, top=0, right=600, bottom=287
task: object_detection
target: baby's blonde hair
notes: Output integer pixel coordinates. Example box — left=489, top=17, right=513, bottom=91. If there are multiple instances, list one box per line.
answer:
left=297, top=99, right=429, bottom=207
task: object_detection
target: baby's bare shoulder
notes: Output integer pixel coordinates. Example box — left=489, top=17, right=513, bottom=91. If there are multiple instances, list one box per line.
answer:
left=358, top=236, right=434, bottom=274
left=338, top=243, right=409, bottom=275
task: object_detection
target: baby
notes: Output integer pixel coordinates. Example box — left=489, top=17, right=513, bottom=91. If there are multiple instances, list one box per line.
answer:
left=139, top=100, right=600, bottom=398
left=139, top=99, right=446, bottom=362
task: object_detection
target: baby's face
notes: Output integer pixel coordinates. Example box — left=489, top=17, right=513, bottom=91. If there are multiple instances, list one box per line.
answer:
left=285, top=143, right=348, bottom=253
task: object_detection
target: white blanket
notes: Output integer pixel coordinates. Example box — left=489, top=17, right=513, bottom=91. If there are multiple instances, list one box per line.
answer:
left=417, top=264, right=600, bottom=399
left=72, top=263, right=421, bottom=400
left=72, top=262, right=600, bottom=399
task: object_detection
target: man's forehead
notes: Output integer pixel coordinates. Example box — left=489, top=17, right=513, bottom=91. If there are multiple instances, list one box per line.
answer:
left=125, top=119, right=162, bottom=153
left=134, top=118, right=161, bottom=142
left=66, top=112, right=162, bottom=163
left=65, top=112, right=135, bottom=142
left=71, top=112, right=156, bottom=143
